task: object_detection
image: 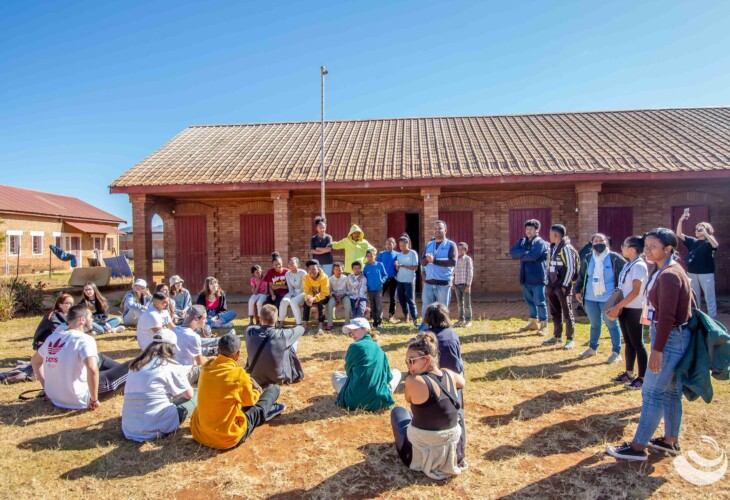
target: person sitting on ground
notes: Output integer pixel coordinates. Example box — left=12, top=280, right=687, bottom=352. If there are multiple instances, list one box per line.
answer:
left=248, top=265, right=268, bottom=325
left=196, top=276, right=237, bottom=330
left=122, top=329, right=197, bottom=442
left=264, top=252, right=290, bottom=309
left=31, top=304, right=130, bottom=410
left=33, top=293, right=73, bottom=350
left=137, top=292, right=176, bottom=350
left=122, top=278, right=152, bottom=326
left=302, top=259, right=331, bottom=333
left=377, top=237, right=400, bottom=323
left=347, top=261, right=369, bottom=319
left=191, top=333, right=285, bottom=450
left=155, top=283, right=177, bottom=319
left=452, top=242, right=474, bottom=328
left=332, top=224, right=376, bottom=273
left=326, top=262, right=352, bottom=331
left=332, top=318, right=401, bottom=411
left=80, top=282, right=125, bottom=335
left=390, top=332, right=467, bottom=480
left=363, top=249, right=388, bottom=328
left=169, top=275, right=192, bottom=324
left=245, top=304, right=305, bottom=386
left=279, top=257, right=307, bottom=328
left=173, top=305, right=217, bottom=385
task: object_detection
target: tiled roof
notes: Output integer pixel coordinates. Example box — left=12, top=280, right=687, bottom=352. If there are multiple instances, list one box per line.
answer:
left=111, top=107, right=730, bottom=189
left=0, top=185, right=125, bottom=223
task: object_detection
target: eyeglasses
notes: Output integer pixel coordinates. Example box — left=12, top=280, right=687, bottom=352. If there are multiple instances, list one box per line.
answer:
left=406, top=355, right=428, bottom=366
left=62, top=301, right=74, bottom=305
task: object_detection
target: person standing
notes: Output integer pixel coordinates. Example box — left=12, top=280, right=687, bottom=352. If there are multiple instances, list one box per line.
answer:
left=377, top=238, right=400, bottom=323
left=543, top=225, right=578, bottom=348
left=676, top=211, right=719, bottom=318
left=452, top=242, right=474, bottom=328
left=311, top=216, right=334, bottom=276
left=606, top=228, right=693, bottom=461
left=575, top=233, right=627, bottom=363
left=347, top=261, right=369, bottom=319
left=363, top=249, right=388, bottom=328
left=332, top=224, right=375, bottom=274
left=395, top=235, right=419, bottom=326
left=420, top=221, right=457, bottom=323
left=510, top=219, right=549, bottom=335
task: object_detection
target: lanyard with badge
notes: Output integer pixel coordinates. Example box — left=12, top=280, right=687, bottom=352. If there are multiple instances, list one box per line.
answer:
left=619, top=257, right=641, bottom=286
left=641, top=259, right=671, bottom=326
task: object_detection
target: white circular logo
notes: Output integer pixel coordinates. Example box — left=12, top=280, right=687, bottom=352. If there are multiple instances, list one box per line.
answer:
left=673, top=435, right=728, bottom=486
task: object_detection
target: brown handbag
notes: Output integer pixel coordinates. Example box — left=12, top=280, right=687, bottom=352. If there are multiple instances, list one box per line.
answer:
left=604, top=288, right=624, bottom=318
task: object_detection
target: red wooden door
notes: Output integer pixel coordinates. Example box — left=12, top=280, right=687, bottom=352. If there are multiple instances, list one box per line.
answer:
left=671, top=205, right=710, bottom=260
left=438, top=211, right=474, bottom=251
left=598, top=207, right=633, bottom=250
left=509, top=208, right=551, bottom=244
left=387, top=211, right=407, bottom=240
left=175, top=215, right=208, bottom=291
left=240, top=214, right=274, bottom=255
left=312, top=212, right=351, bottom=262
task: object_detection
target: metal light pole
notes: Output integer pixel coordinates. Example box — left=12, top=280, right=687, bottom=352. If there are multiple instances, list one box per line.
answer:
left=320, top=66, right=328, bottom=218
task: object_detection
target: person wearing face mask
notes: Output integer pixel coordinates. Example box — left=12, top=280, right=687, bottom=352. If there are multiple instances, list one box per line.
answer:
left=575, top=233, right=627, bottom=363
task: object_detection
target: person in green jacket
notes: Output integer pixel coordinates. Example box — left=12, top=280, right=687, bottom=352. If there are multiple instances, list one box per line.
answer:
left=332, top=318, right=401, bottom=411
left=332, top=224, right=376, bottom=274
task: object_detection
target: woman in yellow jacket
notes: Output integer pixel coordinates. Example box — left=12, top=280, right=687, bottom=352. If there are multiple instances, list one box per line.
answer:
left=303, top=259, right=331, bottom=333
left=332, top=224, right=376, bottom=273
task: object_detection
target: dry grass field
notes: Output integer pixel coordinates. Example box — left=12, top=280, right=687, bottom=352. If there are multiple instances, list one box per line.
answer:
left=1, top=309, right=729, bottom=499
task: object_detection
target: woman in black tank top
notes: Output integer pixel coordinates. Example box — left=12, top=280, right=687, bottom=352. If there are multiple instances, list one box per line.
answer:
left=390, top=332, right=466, bottom=479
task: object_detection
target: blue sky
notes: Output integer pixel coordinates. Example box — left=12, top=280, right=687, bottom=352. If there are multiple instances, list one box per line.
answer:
left=1, top=0, right=728, bottom=226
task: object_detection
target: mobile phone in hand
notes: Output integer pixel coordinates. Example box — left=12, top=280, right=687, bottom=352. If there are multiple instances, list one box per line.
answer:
left=683, top=208, right=690, bottom=217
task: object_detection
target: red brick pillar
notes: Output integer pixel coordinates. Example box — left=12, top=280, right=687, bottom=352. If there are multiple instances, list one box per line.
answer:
left=575, top=182, right=602, bottom=245
left=271, top=190, right=290, bottom=262
left=130, top=194, right=156, bottom=283
left=421, top=187, right=441, bottom=248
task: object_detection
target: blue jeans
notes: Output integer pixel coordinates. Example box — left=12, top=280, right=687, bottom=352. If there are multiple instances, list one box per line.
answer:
left=350, top=297, right=367, bottom=318
left=206, top=310, right=237, bottom=329
left=633, top=324, right=691, bottom=446
left=397, top=281, right=417, bottom=321
left=584, top=299, right=621, bottom=353
left=321, top=264, right=333, bottom=277
left=422, top=283, right=451, bottom=320
left=92, top=316, right=121, bottom=333
left=521, top=284, right=547, bottom=321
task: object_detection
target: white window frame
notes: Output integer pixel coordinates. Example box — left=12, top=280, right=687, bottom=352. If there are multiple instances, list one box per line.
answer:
left=53, top=232, right=62, bottom=249
left=62, top=233, right=83, bottom=268
left=30, top=231, right=44, bottom=256
left=6, top=230, right=22, bottom=256
left=106, top=236, right=114, bottom=252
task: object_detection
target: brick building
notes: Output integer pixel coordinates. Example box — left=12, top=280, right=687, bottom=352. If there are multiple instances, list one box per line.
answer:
left=110, top=107, right=730, bottom=295
left=119, top=223, right=164, bottom=259
left=0, top=185, right=125, bottom=275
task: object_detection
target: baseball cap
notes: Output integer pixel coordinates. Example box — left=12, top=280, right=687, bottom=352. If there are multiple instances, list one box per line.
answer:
left=183, top=305, right=207, bottom=327
left=151, top=329, right=178, bottom=350
left=169, top=275, right=184, bottom=287
left=133, top=278, right=147, bottom=288
left=342, top=317, right=371, bottom=334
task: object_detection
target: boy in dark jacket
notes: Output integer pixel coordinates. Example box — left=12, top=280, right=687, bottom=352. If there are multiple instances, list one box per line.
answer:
left=543, top=224, right=578, bottom=349
left=510, top=219, right=549, bottom=335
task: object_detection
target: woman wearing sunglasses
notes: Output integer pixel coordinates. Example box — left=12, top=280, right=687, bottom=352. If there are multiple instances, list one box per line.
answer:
left=390, top=332, right=467, bottom=480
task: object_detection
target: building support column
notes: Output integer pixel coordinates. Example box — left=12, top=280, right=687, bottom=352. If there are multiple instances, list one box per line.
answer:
left=421, top=187, right=441, bottom=249
left=575, top=182, right=602, bottom=245
left=272, top=190, right=290, bottom=262
left=130, top=194, right=156, bottom=284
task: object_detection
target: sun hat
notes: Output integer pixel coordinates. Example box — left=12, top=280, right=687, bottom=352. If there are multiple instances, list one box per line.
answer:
left=169, top=275, right=184, bottom=287
left=133, top=278, right=147, bottom=288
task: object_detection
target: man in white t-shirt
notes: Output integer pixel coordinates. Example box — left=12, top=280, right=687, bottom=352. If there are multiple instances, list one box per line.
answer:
left=31, top=304, right=130, bottom=410
left=137, top=292, right=175, bottom=350
left=173, top=305, right=216, bottom=384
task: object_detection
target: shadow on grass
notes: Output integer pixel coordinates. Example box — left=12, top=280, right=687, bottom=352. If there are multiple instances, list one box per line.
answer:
left=19, top=416, right=216, bottom=479
left=474, top=356, right=588, bottom=381
left=498, top=453, right=667, bottom=499
left=299, top=350, right=348, bottom=363
left=458, top=330, right=536, bottom=345
left=462, top=344, right=547, bottom=364
left=0, top=397, right=85, bottom=426
left=266, top=442, right=441, bottom=499
left=484, top=406, right=641, bottom=461
left=481, top=383, right=617, bottom=427
left=268, top=395, right=348, bottom=426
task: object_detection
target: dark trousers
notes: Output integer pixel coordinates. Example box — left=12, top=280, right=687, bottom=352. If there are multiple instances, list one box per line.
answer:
left=303, top=297, right=329, bottom=323
left=383, top=278, right=397, bottom=316
left=397, top=281, right=417, bottom=320
left=350, top=297, right=367, bottom=318
left=546, top=284, right=574, bottom=339
left=97, top=354, right=130, bottom=394
left=368, top=290, right=383, bottom=325
left=618, top=308, right=647, bottom=378
left=238, top=385, right=280, bottom=445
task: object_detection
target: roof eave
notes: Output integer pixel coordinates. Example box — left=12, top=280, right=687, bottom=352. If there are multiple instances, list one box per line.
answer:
left=0, top=209, right=126, bottom=224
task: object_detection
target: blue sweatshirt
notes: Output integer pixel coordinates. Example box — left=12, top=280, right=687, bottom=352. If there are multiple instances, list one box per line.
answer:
left=363, top=261, right=388, bottom=292
left=376, top=250, right=398, bottom=279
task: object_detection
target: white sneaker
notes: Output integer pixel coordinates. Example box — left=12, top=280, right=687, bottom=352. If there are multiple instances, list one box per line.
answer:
left=580, top=348, right=597, bottom=358
left=607, top=352, right=623, bottom=364
left=112, top=326, right=126, bottom=334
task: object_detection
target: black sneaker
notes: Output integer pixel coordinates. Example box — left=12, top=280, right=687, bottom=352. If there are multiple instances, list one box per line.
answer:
left=611, top=371, right=635, bottom=384
left=625, top=378, right=643, bottom=390
left=648, top=437, right=681, bottom=455
left=265, top=403, right=286, bottom=422
left=606, top=442, right=647, bottom=461
left=542, top=337, right=560, bottom=346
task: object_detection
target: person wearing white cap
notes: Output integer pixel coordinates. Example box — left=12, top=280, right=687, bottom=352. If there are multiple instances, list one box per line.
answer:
left=169, top=275, right=192, bottom=324
left=122, top=278, right=152, bottom=326
left=332, top=318, right=401, bottom=411
left=122, top=328, right=197, bottom=442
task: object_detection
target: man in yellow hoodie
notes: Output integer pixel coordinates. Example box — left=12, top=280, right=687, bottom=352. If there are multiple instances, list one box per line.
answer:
left=191, top=333, right=284, bottom=450
left=332, top=224, right=376, bottom=273
left=303, top=259, right=331, bottom=334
